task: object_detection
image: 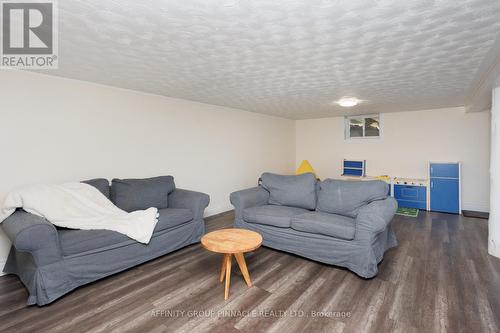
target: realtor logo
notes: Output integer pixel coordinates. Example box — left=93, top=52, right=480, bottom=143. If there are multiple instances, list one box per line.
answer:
left=1, top=0, right=58, bottom=68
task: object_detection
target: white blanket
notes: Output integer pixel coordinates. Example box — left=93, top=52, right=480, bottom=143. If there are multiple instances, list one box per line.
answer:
left=0, top=182, right=159, bottom=244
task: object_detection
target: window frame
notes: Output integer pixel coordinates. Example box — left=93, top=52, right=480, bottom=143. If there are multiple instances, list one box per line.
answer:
left=344, top=114, right=382, bottom=140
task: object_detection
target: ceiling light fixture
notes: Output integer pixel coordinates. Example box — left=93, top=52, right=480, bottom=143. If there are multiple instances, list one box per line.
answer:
left=336, top=97, right=360, bottom=107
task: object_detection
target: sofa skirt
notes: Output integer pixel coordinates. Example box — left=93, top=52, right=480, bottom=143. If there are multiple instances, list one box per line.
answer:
left=234, top=218, right=397, bottom=278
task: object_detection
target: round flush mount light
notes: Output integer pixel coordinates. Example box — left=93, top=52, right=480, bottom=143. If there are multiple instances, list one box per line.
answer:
left=336, top=97, right=360, bottom=107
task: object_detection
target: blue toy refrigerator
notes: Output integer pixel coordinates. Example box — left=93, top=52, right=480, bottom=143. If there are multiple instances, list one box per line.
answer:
left=429, top=162, right=461, bottom=214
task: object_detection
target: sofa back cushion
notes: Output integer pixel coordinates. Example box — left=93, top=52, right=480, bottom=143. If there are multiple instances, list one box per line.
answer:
left=82, top=178, right=110, bottom=199
left=261, top=172, right=317, bottom=210
left=317, top=179, right=388, bottom=217
left=111, top=176, right=175, bottom=212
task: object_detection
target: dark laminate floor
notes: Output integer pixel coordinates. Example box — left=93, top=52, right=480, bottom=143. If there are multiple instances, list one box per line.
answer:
left=0, top=211, right=499, bottom=333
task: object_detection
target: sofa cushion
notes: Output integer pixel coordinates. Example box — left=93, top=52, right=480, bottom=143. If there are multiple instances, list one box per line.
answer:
left=243, top=205, right=309, bottom=228
left=82, top=178, right=110, bottom=199
left=261, top=172, right=317, bottom=210
left=58, top=209, right=193, bottom=256
left=317, top=179, right=388, bottom=218
left=111, top=176, right=176, bottom=212
left=156, top=208, right=193, bottom=231
left=291, top=211, right=355, bottom=240
left=58, top=228, right=130, bottom=256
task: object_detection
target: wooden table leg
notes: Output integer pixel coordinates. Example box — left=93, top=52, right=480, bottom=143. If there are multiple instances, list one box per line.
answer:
left=219, top=255, right=227, bottom=282
left=234, top=252, right=252, bottom=287
left=224, top=254, right=232, bottom=300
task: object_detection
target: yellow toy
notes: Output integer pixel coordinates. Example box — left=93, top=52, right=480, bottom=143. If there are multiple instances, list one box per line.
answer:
left=296, top=160, right=317, bottom=177
left=375, top=175, right=391, bottom=182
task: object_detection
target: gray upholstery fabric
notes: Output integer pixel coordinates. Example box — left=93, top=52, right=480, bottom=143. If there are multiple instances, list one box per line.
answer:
left=317, top=179, right=389, bottom=217
left=261, top=173, right=317, bottom=210
left=58, top=208, right=193, bottom=256
left=1, top=210, right=62, bottom=267
left=243, top=205, right=309, bottom=228
left=81, top=178, right=110, bottom=199
left=235, top=213, right=397, bottom=278
left=156, top=208, right=193, bottom=231
left=230, top=187, right=270, bottom=220
left=1, top=182, right=209, bottom=306
left=168, top=189, right=210, bottom=221
left=291, top=212, right=355, bottom=240
left=4, top=219, right=204, bottom=306
left=231, top=184, right=398, bottom=278
left=356, top=197, right=398, bottom=237
left=111, top=176, right=175, bottom=212
left=59, top=228, right=130, bottom=256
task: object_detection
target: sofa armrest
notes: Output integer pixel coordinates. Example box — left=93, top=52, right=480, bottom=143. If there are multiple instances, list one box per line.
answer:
left=355, top=197, right=397, bottom=239
left=168, top=189, right=210, bottom=220
left=230, top=187, right=270, bottom=220
left=1, top=210, right=62, bottom=266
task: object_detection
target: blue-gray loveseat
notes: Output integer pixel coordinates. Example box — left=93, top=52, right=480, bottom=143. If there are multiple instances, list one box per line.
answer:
left=2, top=176, right=209, bottom=306
left=230, top=173, right=397, bottom=278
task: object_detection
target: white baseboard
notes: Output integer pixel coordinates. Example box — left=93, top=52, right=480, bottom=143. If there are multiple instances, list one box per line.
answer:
left=204, top=205, right=233, bottom=218
left=462, top=202, right=490, bottom=213
left=0, top=261, right=6, bottom=276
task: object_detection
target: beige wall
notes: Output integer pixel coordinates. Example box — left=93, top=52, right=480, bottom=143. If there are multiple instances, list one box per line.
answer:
left=0, top=70, right=295, bottom=267
left=296, top=107, right=491, bottom=212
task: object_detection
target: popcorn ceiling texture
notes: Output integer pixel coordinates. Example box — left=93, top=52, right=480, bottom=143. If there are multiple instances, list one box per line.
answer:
left=43, top=0, right=500, bottom=119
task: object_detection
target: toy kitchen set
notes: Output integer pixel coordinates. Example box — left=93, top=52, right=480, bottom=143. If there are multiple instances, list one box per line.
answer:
left=393, top=162, right=461, bottom=214
left=342, top=159, right=461, bottom=214
left=392, top=177, right=429, bottom=211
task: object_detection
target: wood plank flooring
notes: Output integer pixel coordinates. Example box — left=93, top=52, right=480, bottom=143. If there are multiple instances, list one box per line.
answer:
left=0, top=210, right=499, bottom=333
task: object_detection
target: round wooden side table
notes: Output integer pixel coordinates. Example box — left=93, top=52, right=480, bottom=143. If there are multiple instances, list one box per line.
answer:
left=201, top=228, right=263, bottom=300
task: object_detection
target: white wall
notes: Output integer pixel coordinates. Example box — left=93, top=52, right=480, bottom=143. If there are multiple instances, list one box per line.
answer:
left=0, top=70, right=295, bottom=268
left=296, top=107, right=491, bottom=212
left=489, top=87, right=500, bottom=258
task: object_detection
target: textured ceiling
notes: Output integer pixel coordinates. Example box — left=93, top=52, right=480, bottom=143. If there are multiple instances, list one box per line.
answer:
left=40, top=0, right=500, bottom=119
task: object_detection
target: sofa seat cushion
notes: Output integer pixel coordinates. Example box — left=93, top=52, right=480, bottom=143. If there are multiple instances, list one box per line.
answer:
left=243, top=205, right=309, bottom=228
left=291, top=212, right=355, bottom=240
left=156, top=208, right=193, bottom=231
left=59, top=228, right=131, bottom=256
left=59, top=208, right=193, bottom=256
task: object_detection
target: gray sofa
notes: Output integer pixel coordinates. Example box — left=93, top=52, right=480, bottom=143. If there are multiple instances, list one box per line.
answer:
left=230, top=173, right=397, bottom=278
left=1, top=176, right=209, bottom=306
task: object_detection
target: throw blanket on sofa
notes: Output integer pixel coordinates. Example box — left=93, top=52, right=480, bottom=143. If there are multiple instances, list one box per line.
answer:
left=0, top=182, right=159, bottom=244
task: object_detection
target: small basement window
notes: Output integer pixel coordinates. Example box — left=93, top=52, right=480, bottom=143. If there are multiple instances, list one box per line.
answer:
left=345, top=114, right=381, bottom=139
